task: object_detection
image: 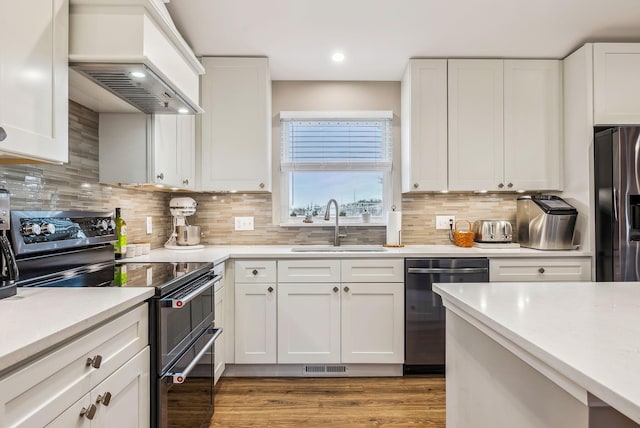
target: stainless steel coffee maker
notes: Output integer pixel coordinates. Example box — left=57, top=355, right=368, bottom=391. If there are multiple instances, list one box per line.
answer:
left=0, top=189, right=18, bottom=298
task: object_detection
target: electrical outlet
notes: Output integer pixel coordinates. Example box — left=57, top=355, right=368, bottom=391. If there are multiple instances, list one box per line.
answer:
left=435, top=215, right=456, bottom=230
left=146, top=216, right=153, bottom=234
left=234, top=216, right=254, bottom=231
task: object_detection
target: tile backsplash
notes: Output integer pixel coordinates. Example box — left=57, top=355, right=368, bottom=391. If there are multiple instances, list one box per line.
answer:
left=0, top=101, right=171, bottom=248
left=1, top=101, right=518, bottom=248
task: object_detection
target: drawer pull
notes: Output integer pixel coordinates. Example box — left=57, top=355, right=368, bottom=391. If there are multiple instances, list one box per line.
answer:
left=344, top=286, right=350, bottom=292
left=86, top=355, right=102, bottom=369
left=96, top=391, right=112, bottom=406
left=80, top=404, right=97, bottom=420
left=538, top=267, right=545, bottom=274
left=0, top=126, right=6, bottom=142
left=333, top=286, right=339, bottom=293
left=252, top=269, right=258, bottom=276
left=268, top=286, right=274, bottom=293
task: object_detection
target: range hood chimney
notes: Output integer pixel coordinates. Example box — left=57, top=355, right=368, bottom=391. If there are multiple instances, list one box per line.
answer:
left=69, top=0, right=204, bottom=114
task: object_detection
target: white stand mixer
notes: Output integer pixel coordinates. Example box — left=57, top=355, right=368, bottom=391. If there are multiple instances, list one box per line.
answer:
left=164, top=197, right=204, bottom=250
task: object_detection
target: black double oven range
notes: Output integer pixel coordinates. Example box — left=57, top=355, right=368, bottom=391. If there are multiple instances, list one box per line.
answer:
left=9, top=210, right=221, bottom=428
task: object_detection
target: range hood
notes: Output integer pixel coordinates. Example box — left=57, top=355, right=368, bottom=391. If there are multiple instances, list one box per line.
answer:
left=69, top=0, right=204, bottom=114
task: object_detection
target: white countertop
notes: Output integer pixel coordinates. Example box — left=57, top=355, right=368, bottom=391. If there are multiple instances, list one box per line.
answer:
left=124, top=244, right=591, bottom=263
left=0, top=287, right=154, bottom=375
left=433, top=281, right=640, bottom=424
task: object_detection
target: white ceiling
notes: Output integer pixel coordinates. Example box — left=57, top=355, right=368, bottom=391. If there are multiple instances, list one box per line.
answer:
left=165, top=0, right=640, bottom=81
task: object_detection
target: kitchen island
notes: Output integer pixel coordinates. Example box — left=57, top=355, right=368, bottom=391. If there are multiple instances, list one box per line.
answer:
left=434, top=281, right=640, bottom=428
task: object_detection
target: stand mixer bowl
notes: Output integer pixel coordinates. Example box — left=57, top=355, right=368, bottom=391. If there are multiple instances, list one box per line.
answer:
left=176, top=225, right=201, bottom=246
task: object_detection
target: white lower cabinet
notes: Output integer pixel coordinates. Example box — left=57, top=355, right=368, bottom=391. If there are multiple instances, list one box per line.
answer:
left=0, top=304, right=149, bottom=428
left=490, top=257, right=592, bottom=282
left=47, top=347, right=150, bottom=428
left=341, top=282, right=404, bottom=364
left=214, top=279, right=226, bottom=384
left=277, top=283, right=341, bottom=363
left=234, top=282, right=277, bottom=364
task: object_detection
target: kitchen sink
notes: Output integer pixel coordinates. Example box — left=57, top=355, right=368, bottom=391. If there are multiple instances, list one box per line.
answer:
left=291, top=245, right=388, bottom=252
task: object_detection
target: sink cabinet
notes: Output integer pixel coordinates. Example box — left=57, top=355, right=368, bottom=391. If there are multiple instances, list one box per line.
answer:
left=0, top=0, right=68, bottom=164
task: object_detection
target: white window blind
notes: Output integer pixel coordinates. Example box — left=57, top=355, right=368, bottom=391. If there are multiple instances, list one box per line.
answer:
left=281, top=116, right=392, bottom=172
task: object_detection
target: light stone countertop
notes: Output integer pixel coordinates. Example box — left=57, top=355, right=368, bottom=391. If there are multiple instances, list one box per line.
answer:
left=433, top=281, right=640, bottom=425
left=0, top=287, right=154, bottom=376
left=123, top=244, right=592, bottom=264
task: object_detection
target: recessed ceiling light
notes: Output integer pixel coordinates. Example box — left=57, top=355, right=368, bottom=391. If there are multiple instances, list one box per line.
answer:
left=332, top=52, right=345, bottom=62
left=131, top=71, right=146, bottom=78
left=178, top=107, right=189, bottom=114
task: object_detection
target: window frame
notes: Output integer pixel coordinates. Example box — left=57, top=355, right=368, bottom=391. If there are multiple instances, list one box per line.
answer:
left=278, top=111, right=394, bottom=227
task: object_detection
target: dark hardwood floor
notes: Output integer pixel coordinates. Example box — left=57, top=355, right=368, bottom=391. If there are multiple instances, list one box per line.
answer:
left=209, top=377, right=446, bottom=427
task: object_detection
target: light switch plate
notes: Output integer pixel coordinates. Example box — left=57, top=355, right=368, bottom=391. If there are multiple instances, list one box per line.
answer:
left=146, top=216, right=153, bottom=234
left=435, top=215, right=456, bottom=230
left=234, top=216, right=254, bottom=231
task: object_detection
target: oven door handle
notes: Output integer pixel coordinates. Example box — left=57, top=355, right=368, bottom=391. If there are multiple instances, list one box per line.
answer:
left=169, top=328, right=222, bottom=384
left=407, top=267, right=488, bottom=274
left=163, top=274, right=222, bottom=308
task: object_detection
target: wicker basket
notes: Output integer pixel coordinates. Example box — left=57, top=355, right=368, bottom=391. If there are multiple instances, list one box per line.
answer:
left=453, top=220, right=475, bottom=248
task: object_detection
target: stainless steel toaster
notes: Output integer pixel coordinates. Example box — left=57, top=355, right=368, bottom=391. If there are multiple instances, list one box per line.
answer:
left=472, top=220, right=513, bottom=243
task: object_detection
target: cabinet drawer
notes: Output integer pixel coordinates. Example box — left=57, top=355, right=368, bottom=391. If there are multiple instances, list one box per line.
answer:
left=0, top=304, right=148, bottom=428
left=278, top=260, right=341, bottom=283
left=489, top=258, right=591, bottom=282
left=341, top=259, right=404, bottom=283
left=235, top=260, right=276, bottom=283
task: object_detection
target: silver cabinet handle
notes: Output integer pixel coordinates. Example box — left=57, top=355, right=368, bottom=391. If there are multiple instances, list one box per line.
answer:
left=498, top=183, right=504, bottom=189
left=157, top=172, right=164, bottom=180
left=86, top=355, right=102, bottom=369
left=413, top=183, right=419, bottom=189
left=333, top=286, right=339, bottom=293
left=344, top=286, right=350, bottom=292
left=259, top=182, right=265, bottom=189
left=538, top=267, right=545, bottom=274
left=96, top=392, right=112, bottom=406
left=507, top=182, right=513, bottom=188
left=252, top=269, right=258, bottom=276
left=0, top=126, right=6, bottom=142
left=268, top=286, right=274, bottom=293
left=80, top=404, right=97, bottom=420
left=183, top=179, right=189, bottom=185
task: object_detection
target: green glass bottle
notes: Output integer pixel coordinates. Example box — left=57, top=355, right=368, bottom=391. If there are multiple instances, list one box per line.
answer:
left=114, top=207, right=127, bottom=259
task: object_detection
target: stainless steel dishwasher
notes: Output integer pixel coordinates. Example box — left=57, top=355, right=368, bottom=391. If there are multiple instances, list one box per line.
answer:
left=404, top=258, right=489, bottom=374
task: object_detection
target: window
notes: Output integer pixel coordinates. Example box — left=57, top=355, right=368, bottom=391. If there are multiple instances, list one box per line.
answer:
left=280, top=111, right=393, bottom=225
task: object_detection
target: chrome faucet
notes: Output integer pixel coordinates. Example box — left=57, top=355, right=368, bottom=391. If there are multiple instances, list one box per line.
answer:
left=324, top=199, right=347, bottom=246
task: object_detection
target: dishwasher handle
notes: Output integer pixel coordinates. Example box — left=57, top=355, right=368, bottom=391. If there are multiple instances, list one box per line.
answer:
left=407, top=267, right=488, bottom=275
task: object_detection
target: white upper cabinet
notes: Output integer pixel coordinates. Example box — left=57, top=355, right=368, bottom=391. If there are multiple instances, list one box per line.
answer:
left=0, top=0, right=68, bottom=164
left=401, top=59, right=448, bottom=192
left=199, top=57, right=272, bottom=192
left=593, top=43, right=640, bottom=125
left=99, top=113, right=195, bottom=189
left=448, top=60, right=504, bottom=191
left=503, top=60, right=562, bottom=190
left=447, top=59, right=562, bottom=191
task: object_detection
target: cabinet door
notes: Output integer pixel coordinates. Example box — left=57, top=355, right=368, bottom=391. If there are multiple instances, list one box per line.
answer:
left=448, top=60, right=504, bottom=191
left=341, top=282, right=404, bottom=364
left=45, top=393, right=92, bottom=428
left=200, top=57, right=271, bottom=192
left=152, top=115, right=181, bottom=187
left=277, top=283, right=341, bottom=364
left=177, top=115, right=196, bottom=189
left=0, top=0, right=68, bottom=163
left=234, top=283, right=277, bottom=363
left=593, top=43, right=640, bottom=125
left=504, top=60, right=562, bottom=191
left=401, top=59, right=448, bottom=192
left=91, top=347, right=150, bottom=428
left=214, top=285, right=225, bottom=384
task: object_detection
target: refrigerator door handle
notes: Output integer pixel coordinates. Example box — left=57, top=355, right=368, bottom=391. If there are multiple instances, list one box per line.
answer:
left=613, top=187, right=619, bottom=223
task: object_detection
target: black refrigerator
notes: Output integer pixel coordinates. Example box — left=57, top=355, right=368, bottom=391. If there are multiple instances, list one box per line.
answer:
left=594, top=126, right=640, bottom=281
